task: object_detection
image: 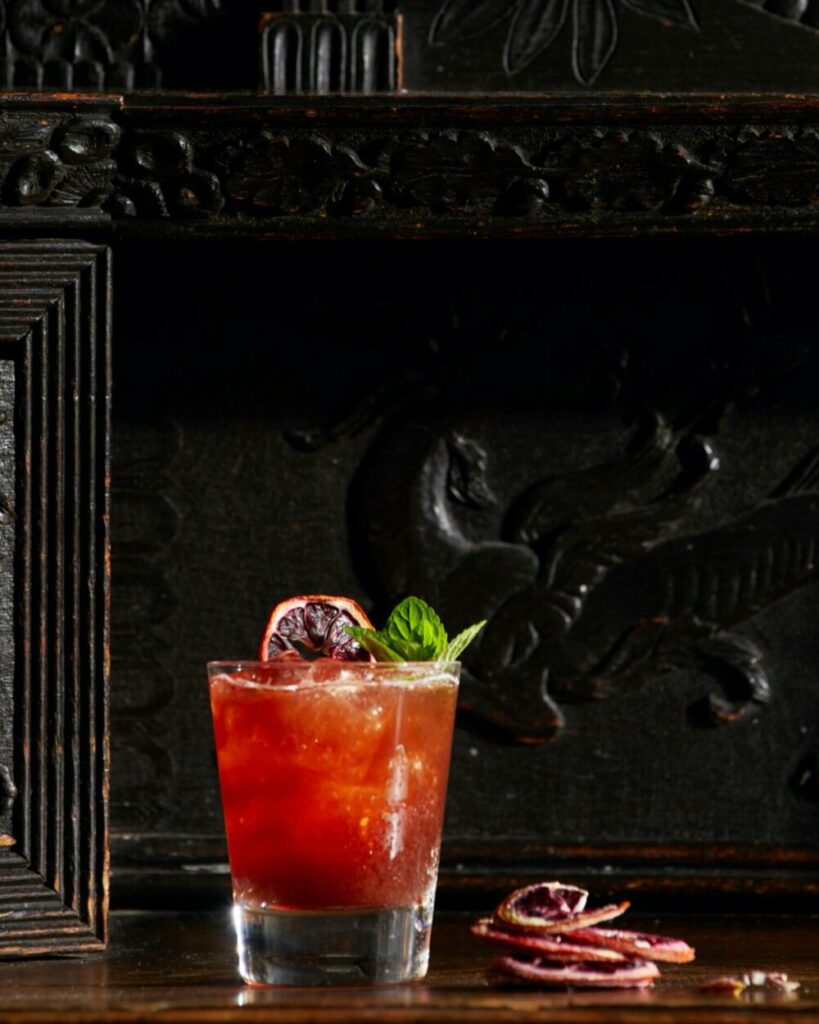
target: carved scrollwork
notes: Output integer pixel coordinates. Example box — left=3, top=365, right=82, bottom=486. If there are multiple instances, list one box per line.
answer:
left=562, top=132, right=714, bottom=213
left=155, top=123, right=819, bottom=224
left=352, top=398, right=819, bottom=742
left=1, top=106, right=819, bottom=228
left=96, top=125, right=705, bottom=221
left=387, top=132, right=545, bottom=213
left=224, top=132, right=372, bottom=216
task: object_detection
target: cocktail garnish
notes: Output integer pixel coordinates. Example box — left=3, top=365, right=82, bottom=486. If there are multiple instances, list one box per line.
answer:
left=345, top=596, right=486, bottom=663
left=259, top=595, right=375, bottom=661
left=472, top=880, right=696, bottom=989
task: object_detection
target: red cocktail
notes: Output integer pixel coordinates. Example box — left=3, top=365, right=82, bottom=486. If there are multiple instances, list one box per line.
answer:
left=208, top=659, right=459, bottom=984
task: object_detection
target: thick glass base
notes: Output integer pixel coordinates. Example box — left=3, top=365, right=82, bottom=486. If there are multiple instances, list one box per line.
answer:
left=233, top=903, right=433, bottom=985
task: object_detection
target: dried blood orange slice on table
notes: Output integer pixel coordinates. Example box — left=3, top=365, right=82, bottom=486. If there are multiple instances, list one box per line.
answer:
left=259, top=595, right=374, bottom=661
left=471, top=881, right=696, bottom=989
left=496, top=881, right=629, bottom=933
left=496, top=957, right=660, bottom=988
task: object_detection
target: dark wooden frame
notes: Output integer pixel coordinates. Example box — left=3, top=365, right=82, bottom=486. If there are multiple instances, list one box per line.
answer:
left=2, top=85, right=819, bottom=921
left=0, top=242, right=110, bottom=955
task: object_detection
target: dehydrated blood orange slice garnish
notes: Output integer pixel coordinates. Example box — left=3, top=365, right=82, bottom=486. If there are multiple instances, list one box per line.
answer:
left=496, top=881, right=588, bottom=924
left=259, top=595, right=374, bottom=662
left=566, top=927, right=695, bottom=964
left=496, top=957, right=660, bottom=988
left=471, top=919, right=626, bottom=963
left=478, top=881, right=694, bottom=990
left=495, top=882, right=629, bottom=934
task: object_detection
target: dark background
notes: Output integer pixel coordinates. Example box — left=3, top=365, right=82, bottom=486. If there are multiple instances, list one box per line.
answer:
left=110, top=237, right=819, bottom=901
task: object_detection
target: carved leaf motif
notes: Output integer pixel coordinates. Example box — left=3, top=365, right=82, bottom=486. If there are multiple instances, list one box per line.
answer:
left=430, top=0, right=708, bottom=84
left=505, top=0, right=571, bottom=73
left=621, top=0, right=698, bottom=27
left=49, top=159, right=116, bottom=206
left=429, top=0, right=512, bottom=43
left=226, top=134, right=368, bottom=216
left=389, top=133, right=534, bottom=212
left=572, top=0, right=618, bottom=84
left=563, top=132, right=709, bottom=212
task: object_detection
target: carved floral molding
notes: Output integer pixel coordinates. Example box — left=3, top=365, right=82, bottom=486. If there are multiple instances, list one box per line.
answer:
left=5, top=100, right=819, bottom=234
left=431, top=0, right=819, bottom=85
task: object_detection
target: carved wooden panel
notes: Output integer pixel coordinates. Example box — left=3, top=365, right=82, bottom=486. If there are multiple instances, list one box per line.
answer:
left=4, top=0, right=819, bottom=93
left=0, top=242, right=110, bottom=955
left=259, top=5, right=400, bottom=94
left=403, top=0, right=819, bottom=91
left=110, top=239, right=819, bottom=905
left=5, top=96, right=819, bottom=239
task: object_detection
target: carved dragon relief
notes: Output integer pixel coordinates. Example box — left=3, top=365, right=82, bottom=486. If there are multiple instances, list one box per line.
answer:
left=351, top=412, right=819, bottom=742
left=430, top=0, right=819, bottom=85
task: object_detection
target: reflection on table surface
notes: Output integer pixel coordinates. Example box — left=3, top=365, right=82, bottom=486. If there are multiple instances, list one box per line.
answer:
left=0, top=910, right=817, bottom=1021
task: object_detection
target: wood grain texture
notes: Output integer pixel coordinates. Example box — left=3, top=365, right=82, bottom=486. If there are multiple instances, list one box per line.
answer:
left=0, top=910, right=817, bottom=1022
left=0, top=241, right=110, bottom=956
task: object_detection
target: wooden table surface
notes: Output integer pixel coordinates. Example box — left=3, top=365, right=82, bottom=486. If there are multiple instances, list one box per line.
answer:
left=0, top=911, right=817, bottom=1023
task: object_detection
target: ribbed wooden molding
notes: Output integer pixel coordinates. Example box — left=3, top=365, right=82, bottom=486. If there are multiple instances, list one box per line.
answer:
left=0, top=242, right=110, bottom=956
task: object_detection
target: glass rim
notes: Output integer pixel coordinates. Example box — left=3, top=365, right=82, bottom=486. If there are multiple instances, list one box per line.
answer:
left=208, top=659, right=461, bottom=670
left=207, top=659, right=461, bottom=689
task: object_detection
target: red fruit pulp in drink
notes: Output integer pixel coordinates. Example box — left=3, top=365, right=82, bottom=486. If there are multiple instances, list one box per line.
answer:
left=210, top=664, right=458, bottom=911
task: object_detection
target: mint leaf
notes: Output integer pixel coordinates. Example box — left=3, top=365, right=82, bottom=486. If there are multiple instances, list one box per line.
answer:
left=383, top=597, right=448, bottom=660
left=344, top=626, right=403, bottom=662
left=345, top=598, right=486, bottom=663
left=442, top=620, right=486, bottom=661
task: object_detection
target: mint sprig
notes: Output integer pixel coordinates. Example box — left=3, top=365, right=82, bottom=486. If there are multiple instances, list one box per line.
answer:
left=345, top=596, right=486, bottom=663
left=442, top=620, right=487, bottom=661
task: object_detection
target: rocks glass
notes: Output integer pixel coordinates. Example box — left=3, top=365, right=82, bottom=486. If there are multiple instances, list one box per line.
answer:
left=208, top=659, right=459, bottom=985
